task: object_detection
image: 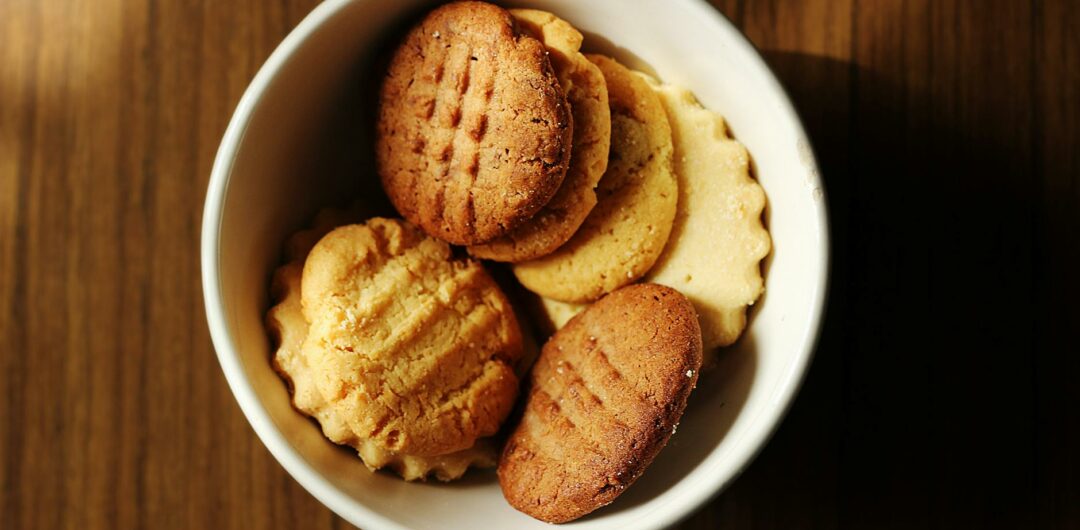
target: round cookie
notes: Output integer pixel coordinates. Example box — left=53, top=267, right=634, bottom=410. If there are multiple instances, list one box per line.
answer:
left=513, top=55, right=676, bottom=302
left=643, top=80, right=771, bottom=350
left=468, top=9, right=611, bottom=262
left=377, top=1, right=573, bottom=246
left=268, top=212, right=508, bottom=480
left=288, top=217, right=522, bottom=459
left=498, top=284, right=703, bottom=523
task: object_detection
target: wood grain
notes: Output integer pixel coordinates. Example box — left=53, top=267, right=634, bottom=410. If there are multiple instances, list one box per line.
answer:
left=0, top=1, right=1076, bottom=529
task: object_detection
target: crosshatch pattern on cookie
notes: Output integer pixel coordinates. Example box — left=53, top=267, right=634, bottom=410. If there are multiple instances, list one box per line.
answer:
left=499, top=284, right=703, bottom=523
left=378, top=1, right=572, bottom=246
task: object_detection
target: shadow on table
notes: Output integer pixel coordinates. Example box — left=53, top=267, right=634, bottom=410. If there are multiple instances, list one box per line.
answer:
left=675, top=50, right=1078, bottom=528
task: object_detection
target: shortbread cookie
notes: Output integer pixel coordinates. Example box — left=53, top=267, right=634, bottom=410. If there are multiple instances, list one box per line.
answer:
left=377, top=1, right=572, bottom=246
left=468, top=9, right=611, bottom=262
left=498, top=284, right=703, bottom=523
left=268, top=216, right=522, bottom=479
left=643, top=80, right=770, bottom=349
left=513, top=55, right=676, bottom=302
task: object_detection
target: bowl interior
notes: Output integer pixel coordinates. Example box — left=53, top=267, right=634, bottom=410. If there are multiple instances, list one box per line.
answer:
left=204, top=1, right=828, bottom=529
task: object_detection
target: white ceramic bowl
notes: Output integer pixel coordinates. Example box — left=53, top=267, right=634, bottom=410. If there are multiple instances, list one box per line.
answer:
left=202, top=1, right=829, bottom=528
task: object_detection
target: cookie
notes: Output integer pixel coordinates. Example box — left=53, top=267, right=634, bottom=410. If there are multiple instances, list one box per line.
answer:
left=513, top=55, right=676, bottom=302
left=269, top=216, right=523, bottom=477
left=643, top=80, right=770, bottom=349
left=377, top=1, right=573, bottom=246
left=268, top=239, right=496, bottom=481
left=468, top=9, right=611, bottom=262
left=498, top=284, right=703, bottom=523
left=532, top=295, right=585, bottom=337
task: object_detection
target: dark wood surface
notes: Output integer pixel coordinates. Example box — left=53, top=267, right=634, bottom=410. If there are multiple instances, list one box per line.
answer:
left=1, top=1, right=1076, bottom=528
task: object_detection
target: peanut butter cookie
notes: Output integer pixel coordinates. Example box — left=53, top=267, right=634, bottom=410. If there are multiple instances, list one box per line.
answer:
left=377, top=1, right=572, bottom=246
left=498, top=283, right=703, bottom=523
left=268, top=215, right=522, bottom=479
left=468, top=9, right=611, bottom=261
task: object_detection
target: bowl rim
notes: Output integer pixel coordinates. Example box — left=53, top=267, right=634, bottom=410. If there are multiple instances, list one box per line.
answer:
left=200, top=0, right=830, bottom=528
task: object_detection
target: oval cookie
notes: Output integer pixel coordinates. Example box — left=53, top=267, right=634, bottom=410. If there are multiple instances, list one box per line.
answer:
left=513, top=55, right=676, bottom=302
left=643, top=80, right=770, bottom=350
left=468, top=9, right=611, bottom=262
left=498, top=283, right=703, bottom=523
left=377, top=1, right=573, bottom=246
left=293, top=218, right=522, bottom=458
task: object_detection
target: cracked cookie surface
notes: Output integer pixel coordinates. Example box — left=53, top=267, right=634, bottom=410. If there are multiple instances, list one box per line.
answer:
left=377, top=1, right=572, bottom=246
left=269, top=216, right=522, bottom=477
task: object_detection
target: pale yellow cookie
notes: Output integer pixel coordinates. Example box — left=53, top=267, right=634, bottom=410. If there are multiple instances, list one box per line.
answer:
left=299, top=219, right=522, bottom=456
left=534, top=296, right=585, bottom=336
left=643, top=80, right=771, bottom=349
left=513, top=55, right=676, bottom=302
left=468, top=9, right=611, bottom=262
left=267, top=214, right=520, bottom=480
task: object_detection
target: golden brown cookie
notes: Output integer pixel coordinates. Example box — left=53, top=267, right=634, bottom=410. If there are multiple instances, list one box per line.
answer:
left=643, top=80, right=771, bottom=350
left=299, top=218, right=522, bottom=456
left=377, top=1, right=573, bottom=246
left=268, top=216, right=523, bottom=479
left=498, top=283, right=703, bottom=523
left=268, top=250, right=496, bottom=480
left=468, top=9, right=611, bottom=262
left=513, top=55, right=677, bottom=302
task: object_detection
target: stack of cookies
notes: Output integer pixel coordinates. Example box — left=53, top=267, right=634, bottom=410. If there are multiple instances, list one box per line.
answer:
left=266, top=1, right=770, bottom=523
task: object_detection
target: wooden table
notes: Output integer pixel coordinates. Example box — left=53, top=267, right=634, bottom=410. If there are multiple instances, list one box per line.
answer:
left=2, top=1, right=1077, bottom=528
